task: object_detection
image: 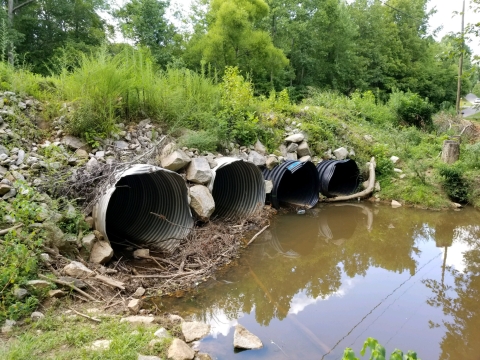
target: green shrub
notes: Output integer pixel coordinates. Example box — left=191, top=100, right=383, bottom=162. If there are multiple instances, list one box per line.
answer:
left=351, top=90, right=396, bottom=125
left=389, top=91, right=434, bottom=128
left=178, top=130, right=219, bottom=152
left=438, top=164, right=470, bottom=203
left=343, top=337, right=419, bottom=360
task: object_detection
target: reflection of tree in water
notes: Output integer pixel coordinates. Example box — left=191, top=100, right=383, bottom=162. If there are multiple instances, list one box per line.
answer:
left=423, top=222, right=480, bottom=360
left=189, top=204, right=430, bottom=326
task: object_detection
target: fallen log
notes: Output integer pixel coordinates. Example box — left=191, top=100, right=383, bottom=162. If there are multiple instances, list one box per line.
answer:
left=327, top=157, right=376, bottom=202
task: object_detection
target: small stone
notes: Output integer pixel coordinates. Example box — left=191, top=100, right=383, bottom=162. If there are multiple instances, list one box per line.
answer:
left=391, top=200, right=402, bottom=208
left=333, top=147, right=349, bottom=160
left=452, top=202, right=463, bottom=209
left=195, top=354, right=213, bottom=360
left=265, top=180, right=273, bottom=194
left=86, top=157, right=99, bottom=172
left=285, top=134, right=305, bottom=143
left=85, top=216, right=95, bottom=229
left=133, top=249, right=149, bottom=259
left=364, top=135, right=374, bottom=142
left=390, top=156, right=400, bottom=164
left=13, top=288, right=28, bottom=300
left=58, top=277, right=87, bottom=289
left=167, top=338, right=195, bottom=360
left=154, top=327, right=172, bottom=340
left=26, top=280, right=51, bottom=290
left=31, top=311, right=45, bottom=321
left=1, top=319, right=16, bottom=333
left=81, top=233, right=96, bottom=252
left=16, top=150, right=25, bottom=165
left=63, top=261, right=94, bottom=278
left=182, top=321, right=211, bottom=342
left=394, top=168, right=403, bottom=173
left=254, top=140, right=267, bottom=155
left=75, top=149, right=89, bottom=159
left=120, top=315, right=155, bottom=325
left=0, top=183, right=12, bottom=196
left=49, top=290, right=66, bottom=298
left=132, top=287, right=146, bottom=298
left=89, top=339, right=111, bottom=351
left=286, top=143, right=298, bottom=153
left=62, top=135, right=87, bottom=150
left=89, top=240, right=113, bottom=264
left=168, top=314, right=184, bottom=323
left=189, top=185, right=215, bottom=221
left=114, top=140, right=129, bottom=150
left=399, top=174, right=406, bottom=179
left=247, top=151, right=266, bottom=167
left=286, top=152, right=297, bottom=161
left=138, top=356, right=161, bottom=360
left=299, top=155, right=312, bottom=162
left=296, top=141, right=311, bottom=157
left=374, top=181, right=381, bottom=192
left=40, top=253, right=51, bottom=263
left=128, top=299, right=142, bottom=314
left=0, top=145, right=9, bottom=157
left=233, top=324, right=263, bottom=349
left=95, top=151, right=105, bottom=159
left=265, top=156, right=279, bottom=170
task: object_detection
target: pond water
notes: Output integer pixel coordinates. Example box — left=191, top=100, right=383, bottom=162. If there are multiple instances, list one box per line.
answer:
left=159, top=203, right=480, bottom=359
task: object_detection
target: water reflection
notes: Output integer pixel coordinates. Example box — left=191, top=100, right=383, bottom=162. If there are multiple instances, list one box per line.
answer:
left=158, top=204, right=480, bottom=359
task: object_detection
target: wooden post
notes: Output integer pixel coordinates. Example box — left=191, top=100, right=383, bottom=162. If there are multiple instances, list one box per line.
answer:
left=441, top=140, right=460, bottom=164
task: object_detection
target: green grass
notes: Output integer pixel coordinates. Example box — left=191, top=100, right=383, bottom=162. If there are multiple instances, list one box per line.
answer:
left=0, top=313, right=172, bottom=360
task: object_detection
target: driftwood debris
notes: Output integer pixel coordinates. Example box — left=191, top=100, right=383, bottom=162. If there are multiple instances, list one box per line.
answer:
left=327, top=157, right=376, bottom=202
left=38, top=274, right=99, bottom=302
left=0, top=223, right=24, bottom=236
left=246, top=223, right=270, bottom=246
left=94, top=274, right=125, bottom=290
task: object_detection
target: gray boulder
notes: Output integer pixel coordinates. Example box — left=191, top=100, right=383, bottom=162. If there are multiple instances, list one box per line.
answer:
left=297, top=141, right=311, bottom=157
left=81, top=233, right=96, bottom=252
left=0, top=183, right=12, bottom=196
left=0, top=145, right=10, bottom=157
left=181, top=321, right=211, bottom=342
left=247, top=151, right=266, bottom=166
left=186, top=158, right=212, bottom=184
left=114, top=140, right=129, bottom=150
left=265, top=180, right=273, bottom=194
left=63, top=261, right=94, bottom=278
left=167, top=338, right=195, bottom=360
left=13, top=288, right=28, bottom=300
left=285, top=134, right=304, bottom=143
left=333, top=147, right=349, bottom=160
left=161, top=150, right=191, bottom=171
left=62, top=135, right=87, bottom=150
left=138, top=356, right=161, bottom=360
left=299, top=155, right=312, bottom=162
left=286, top=152, right=297, bottom=161
left=233, top=324, right=263, bottom=349
left=286, top=143, right=298, bottom=153
left=265, top=156, right=279, bottom=170
left=254, top=140, right=267, bottom=155
left=189, top=185, right=215, bottom=221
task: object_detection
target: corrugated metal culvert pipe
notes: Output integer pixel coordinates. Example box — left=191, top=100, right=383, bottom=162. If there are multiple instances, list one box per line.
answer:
left=262, top=160, right=319, bottom=209
left=93, top=164, right=194, bottom=252
left=208, top=157, right=266, bottom=219
left=316, top=159, right=360, bottom=197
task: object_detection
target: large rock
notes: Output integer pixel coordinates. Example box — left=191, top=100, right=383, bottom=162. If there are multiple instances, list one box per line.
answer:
left=285, top=134, right=304, bottom=143
left=89, top=240, right=113, bottom=264
left=254, top=140, right=267, bottom=155
left=299, top=155, right=312, bottom=162
left=297, top=141, right=311, bottom=157
left=181, top=321, right=211, bottom=342
left=286, top=143, right=298, bottom=153
left=161, top=150, right=191, bottom=171
left=0, top=183, right=12, bottom=196
left=167, top=338, right=195, bottom=360
left=62, top=135, right=87, bottom=150
left=186, top=158, right=212, bottom=184
left=333, top=147, right=349, bottom=160
left=247, top=151, right=266, bottom=166
left=81, top=233, right=96, bottom=252
left=233, top=324, right=263, bottom=349
left=63, top=261, right=94, bottom=278
left=265, top=180, right=273, bottom=194
left=189, top=185, right=215, bottom=221
left=286, top=152, right=297, bottom=161
left=128, top=299, right=142, bottom=314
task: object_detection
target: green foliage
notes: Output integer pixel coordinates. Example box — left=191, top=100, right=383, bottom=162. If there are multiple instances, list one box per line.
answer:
left=438, top=164, right=470, bottom=203
left=342, top=337, right=419, bottom=360
left=389, top=91, right=434, bottom=128
left=178, top=130, right=219, bottom=152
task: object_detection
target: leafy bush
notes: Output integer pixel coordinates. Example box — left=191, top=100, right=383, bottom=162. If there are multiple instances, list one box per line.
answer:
left=462, top=142, right=480, bottom=170
left=178, top=130, right=219, bottom=152
left=438, top=164, right=470, bottom=203
left=389, top=91, right=434, bottom=128
left=343, top=337, right=419, bottom=360
left=351, top=90, right=396, bottom=125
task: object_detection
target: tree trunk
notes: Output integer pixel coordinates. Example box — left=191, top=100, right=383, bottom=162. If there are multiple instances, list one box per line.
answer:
left=441, top=140, right=460, bottom=164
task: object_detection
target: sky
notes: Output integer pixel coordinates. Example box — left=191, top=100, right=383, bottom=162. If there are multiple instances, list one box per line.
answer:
left=108, top=0, right=480, bottom=55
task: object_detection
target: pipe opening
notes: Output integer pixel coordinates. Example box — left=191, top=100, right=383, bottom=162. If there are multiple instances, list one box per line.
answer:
left=211, top=159, right=266, bottom=219
left=317, top=160, right=360, bottom=197
left=263, top=161, right=319, bottom=209
left=96, top=165, right=193, bottom=252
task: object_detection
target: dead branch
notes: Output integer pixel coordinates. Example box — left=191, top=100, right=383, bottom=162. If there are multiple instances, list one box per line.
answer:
left=94, top=274, right=125, bottom=290
left=0, top=223, right=24, bottom=236
left=246, top=223, right=270, bottom=246
left=38, top=274, right=99, bottom=302
left=68, top=307, right=101, bottom=323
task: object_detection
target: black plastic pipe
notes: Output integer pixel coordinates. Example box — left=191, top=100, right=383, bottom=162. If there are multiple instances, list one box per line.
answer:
left=316, top=159, right=360, bottom=197
left=263, top=160, right=319, bottom=209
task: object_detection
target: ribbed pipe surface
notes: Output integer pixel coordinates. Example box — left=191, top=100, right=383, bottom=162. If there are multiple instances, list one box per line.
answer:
left=209, top=157, right=266, bottom=219
left=316, top=159, right=360, bottom=197
left=262, top=160, right=319, bottom=209
left=93, top=164, right=194, bottom=252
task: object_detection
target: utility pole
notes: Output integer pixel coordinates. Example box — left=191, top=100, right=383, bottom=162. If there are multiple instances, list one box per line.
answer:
left=456, top=0, right=466, bottom=115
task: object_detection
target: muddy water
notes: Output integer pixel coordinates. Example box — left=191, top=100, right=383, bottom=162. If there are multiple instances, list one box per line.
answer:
left=159, top=204, right=480, bottom=359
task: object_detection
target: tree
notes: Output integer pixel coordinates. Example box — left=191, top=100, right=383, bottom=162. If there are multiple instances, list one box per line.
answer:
left=4, top=0, right=110, bottom=73
left=113, top=0, right=177, bottom=67
left=184, top=0, right=288, bottom=92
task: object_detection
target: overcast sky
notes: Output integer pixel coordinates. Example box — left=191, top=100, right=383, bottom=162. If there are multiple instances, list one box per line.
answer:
left=109, top=0, right=480, bottom=54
